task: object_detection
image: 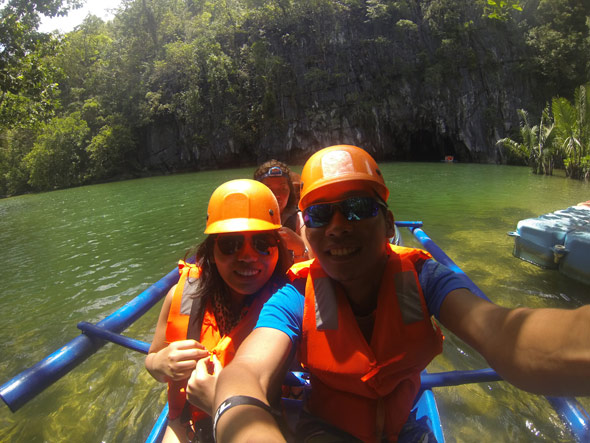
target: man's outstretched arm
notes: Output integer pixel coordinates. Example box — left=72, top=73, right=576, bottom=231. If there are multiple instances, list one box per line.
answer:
left=213, top=327, right=293, bottom=443
left=440, top=288, right=590, bottom=396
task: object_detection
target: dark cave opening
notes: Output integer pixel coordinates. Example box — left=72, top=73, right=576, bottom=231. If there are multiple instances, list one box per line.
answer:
left=402, top=130, right=465, bottom=162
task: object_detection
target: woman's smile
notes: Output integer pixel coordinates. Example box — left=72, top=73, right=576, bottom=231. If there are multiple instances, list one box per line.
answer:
left=214, top=232, right=279, bottom=296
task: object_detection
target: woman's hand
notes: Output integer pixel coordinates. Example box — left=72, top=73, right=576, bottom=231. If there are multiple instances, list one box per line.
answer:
left=186, top=353, right=223, bottom=415
left=147, top=339, right=209, bottom=382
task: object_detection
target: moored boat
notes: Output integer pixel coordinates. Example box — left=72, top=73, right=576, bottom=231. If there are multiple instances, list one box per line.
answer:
left=508, top=204, right=590, bottom=285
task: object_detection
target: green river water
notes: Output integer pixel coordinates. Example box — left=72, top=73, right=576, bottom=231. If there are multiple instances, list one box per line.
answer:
left=0, top=163, right=589, bottom=442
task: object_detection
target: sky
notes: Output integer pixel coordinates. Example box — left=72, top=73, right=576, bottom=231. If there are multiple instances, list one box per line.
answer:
left=39, top=0, right=122, bottom=33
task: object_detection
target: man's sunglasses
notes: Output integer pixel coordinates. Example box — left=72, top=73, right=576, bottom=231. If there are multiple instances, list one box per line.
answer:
left=302, top=196, right=385, bottom=228
left=216, top=233, right=279, bottom=256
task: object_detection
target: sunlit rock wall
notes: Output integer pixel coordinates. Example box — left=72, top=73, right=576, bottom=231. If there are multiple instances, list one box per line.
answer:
left=142, top=6, right=537, bottom=170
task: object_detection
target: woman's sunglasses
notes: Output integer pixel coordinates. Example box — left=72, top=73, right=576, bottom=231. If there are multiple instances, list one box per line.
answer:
left=302, top=196, right=385, bottom=228
left=216, top=233, right=279, bottom=256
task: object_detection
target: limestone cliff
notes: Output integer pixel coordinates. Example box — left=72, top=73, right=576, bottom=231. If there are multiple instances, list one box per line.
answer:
left=140, top=4, right=540, bottom=169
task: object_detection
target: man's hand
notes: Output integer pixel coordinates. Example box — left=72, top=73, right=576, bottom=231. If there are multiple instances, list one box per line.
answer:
left=186, top=353, right=223, bottom=415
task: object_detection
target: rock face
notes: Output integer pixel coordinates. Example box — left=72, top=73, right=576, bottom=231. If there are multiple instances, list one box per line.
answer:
left=141, top=5, right=539, bottom=170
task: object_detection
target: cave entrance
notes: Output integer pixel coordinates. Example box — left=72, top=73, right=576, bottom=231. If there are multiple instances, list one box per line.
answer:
left=405, top=130, right=465, bottom=162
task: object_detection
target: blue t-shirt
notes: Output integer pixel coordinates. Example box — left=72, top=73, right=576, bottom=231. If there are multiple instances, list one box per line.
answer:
left=255, top=259, right=472, bottom=345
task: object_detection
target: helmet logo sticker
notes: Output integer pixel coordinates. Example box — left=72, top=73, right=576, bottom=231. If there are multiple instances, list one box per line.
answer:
left=223, top=192, right=249, bottom=219
left=321, top=151, right=354, bottom=177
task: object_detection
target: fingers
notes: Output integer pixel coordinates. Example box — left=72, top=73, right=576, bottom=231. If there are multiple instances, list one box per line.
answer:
left=211, top=353, right=222, bottom=374
left=187, top=359, right=210, bottom=411
left=167, top=360, right=196, bottom=381
left=162, top=341, right=210, bottom=381
left=195, top=354, right=222, bottom=377
left=172, top=346, right=209, bottom=362
left=192, top=354, right=222, bottom=380
left=168, top=340, right=209, bottom=362
left=172, top=339, right=206, bottom=350
left=195, top=355, right=210, bottom=378
left=186, top=355, right=222, bottom=415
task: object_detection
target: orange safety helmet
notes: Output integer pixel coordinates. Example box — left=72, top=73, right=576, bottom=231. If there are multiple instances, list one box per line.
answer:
left=299, top=145, right=389, bottom=210
left=204, top=179, right=282, bottom=234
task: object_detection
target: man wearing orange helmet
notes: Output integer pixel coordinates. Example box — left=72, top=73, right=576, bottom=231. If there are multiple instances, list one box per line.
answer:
left=145, top=179, right=293, bottom=443
left=212, top=146, right=590, bottom=443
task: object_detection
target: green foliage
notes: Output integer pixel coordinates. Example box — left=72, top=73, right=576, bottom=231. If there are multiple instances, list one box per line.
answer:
left=498, top=82, right=590, bottom=180
left=86, top=122, right=135, bottom=180
left=424, top=0, right=479, bottom=36
left=552, top=83, right=590, bottom=178
left=80, top=98, right=106, bottom=132
left=497, top=106, right=558, bottom=175
left=53, top=16, right=114, bottom=108
left=396, top=19, right=418, bottom=35
left=366, top=0, right=389, bottom=20
left=0, top=25, right=60, bottom=128
left=0, top=126, right=39, bottom=196
left=536, top=106, right=558, bottom=175
left=525, top=0, right=590, bottom=97
left=497, top=110, right=536, bottom=167
left=0, top=1, right=84, bottom=196
left=484, top=0, right=522, bottom=21
left=564, top=155, right=590, bottom=180
left=0, top=0, right=83, bottom=129
left=23, top=112, right=90, bottom=190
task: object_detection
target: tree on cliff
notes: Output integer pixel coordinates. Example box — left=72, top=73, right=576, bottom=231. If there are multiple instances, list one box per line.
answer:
left=0, top=0, right=82, bottom=128
left=22, top=111, right=90, bottom=190
left=484, top=0, right=522, bottom=21
left=0, top=0, right=83, bottom=195
left=525, top=0, right=590, bottom=99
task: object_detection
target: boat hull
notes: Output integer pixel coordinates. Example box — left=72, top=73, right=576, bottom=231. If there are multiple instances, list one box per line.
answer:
left=509, top=205, right=590, bottom=284
left=561, top=231, right=590, bottom=285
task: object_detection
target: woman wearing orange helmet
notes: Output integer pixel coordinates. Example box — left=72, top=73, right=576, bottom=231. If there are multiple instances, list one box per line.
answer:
left=254, top=160, right=310, bottom=262
left=145, top=179, right=292, bottom=443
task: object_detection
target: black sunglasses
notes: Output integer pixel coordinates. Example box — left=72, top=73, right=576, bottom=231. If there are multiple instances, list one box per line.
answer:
left=302, top=196, right=385, bottom=228
left=216, top=233, right=279, bottom=256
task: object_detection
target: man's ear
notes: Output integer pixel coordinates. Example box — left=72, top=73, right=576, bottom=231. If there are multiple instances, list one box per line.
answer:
left=385, top=210, right=395, bottom=239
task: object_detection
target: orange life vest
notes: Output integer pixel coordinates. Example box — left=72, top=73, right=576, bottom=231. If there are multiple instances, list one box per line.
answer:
left=288, top=245, right=444, bottom=442
left=165, top=260, right=273, bottom=423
